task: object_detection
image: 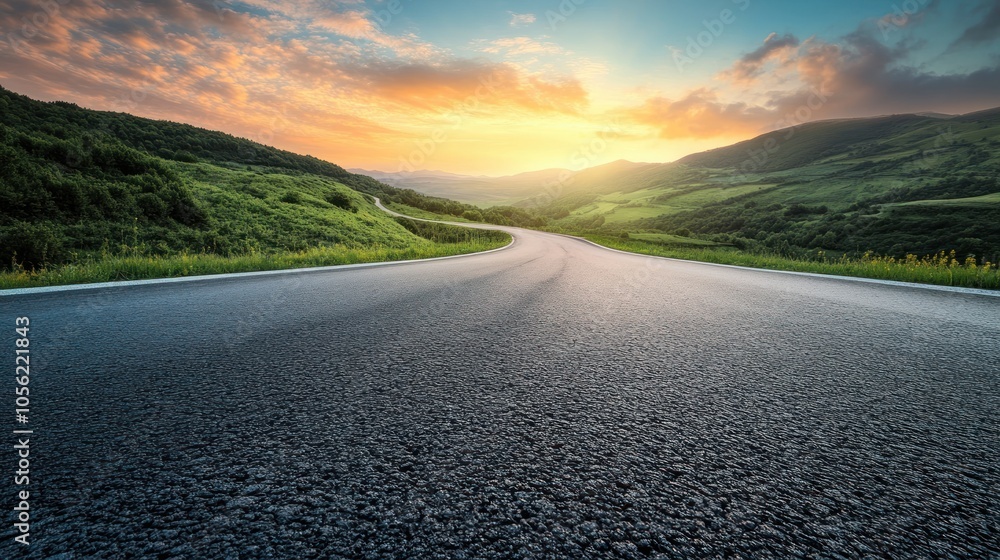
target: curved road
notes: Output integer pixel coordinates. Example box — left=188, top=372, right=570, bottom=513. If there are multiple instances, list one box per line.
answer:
left=1, top=219, right=998, bottom=558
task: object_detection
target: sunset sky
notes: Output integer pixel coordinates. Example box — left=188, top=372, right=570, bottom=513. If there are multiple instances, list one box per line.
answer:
left=1, top=0, right=998, bottom=175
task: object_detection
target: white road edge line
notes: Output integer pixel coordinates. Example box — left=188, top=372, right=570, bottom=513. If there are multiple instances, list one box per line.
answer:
left=380, top=198, right=999, bottom=298
left=6, top=196, right=996, bottom=298
left=0, top=197, right=514, bottom=297
left=567, top=235, right=1000, bottom=298
left=384, top=197, right=1000, bottom=297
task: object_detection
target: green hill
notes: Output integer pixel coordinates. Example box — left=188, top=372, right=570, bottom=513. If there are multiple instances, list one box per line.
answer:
left=0, top=86, right=509, bottom=284
left=532, top=110, right=1000, bottom=261
left=4, top=84, right=998, bottom=288
left=676, top=115, right=936, bottom=172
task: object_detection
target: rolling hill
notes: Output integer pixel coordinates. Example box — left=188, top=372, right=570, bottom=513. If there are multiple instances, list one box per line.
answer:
left=536, top=110, right=1000, bottom=259
left=365, top=108, right=1000, bottom=259
left=4, top=82, right=999, bottom=280
left=0, top=85, right=512, bottom=274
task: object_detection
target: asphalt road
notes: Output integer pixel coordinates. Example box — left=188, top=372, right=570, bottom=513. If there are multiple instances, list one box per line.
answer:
left=1, top=223, right=998, bottom=559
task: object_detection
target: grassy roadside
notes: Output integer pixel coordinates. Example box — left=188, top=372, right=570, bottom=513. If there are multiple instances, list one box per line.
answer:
left=0, top=129, right=514, bottom=291
left=584, top=235, right=1000, bottom=290
left=0, top=235, right=510, bottom=290
left=343, top=202, right=1000, bottom=291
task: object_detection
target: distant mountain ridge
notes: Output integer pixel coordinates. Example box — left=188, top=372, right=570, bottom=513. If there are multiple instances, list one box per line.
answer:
left=5, top=78, right=995, bottom=263
left=352, top=160, right=659, bottom=205
left=359, top=108, right=1000, bottom=206
left=678, top=114, right=957, bottom=172
left=537, top=107, right=1000, bottom=259
left=368, top=106, right=1000, bottom=259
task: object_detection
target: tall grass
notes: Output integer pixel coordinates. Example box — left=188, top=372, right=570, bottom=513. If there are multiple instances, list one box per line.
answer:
left=0, top=235, right=510, bottom=290
left=587, top=236, right=1000, bottom=290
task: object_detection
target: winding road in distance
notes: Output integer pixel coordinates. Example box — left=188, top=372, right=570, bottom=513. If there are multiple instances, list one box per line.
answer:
left=1, top=205, right=998, bottom=558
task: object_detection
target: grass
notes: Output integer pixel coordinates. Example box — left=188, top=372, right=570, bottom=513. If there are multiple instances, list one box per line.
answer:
left=557, top=184, right=770, bottom=225
left=0, top=234, right=510, bottom=290
left=628, top=233, right=720, bottom=246
left=894, top=192, right=1000, bottom=207
left=585, top=235, right=1000, bottom=290
left=178, top=162, right=427, bottom=251
left=0, top=147, right=515, bottom=290
left=601, top=205, right=678, bottom=223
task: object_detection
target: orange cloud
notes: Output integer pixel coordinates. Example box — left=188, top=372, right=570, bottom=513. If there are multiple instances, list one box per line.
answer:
left=0, top=0, right=594, bottom=175
left=353, top=60, right=588, bottom=115
left=2, top=0, right=996, bottom=176
left=313, top=10, right=377, bottom=37
left=623, top=89, right=775, bottom=139
left=633, top=19, right=1000, bottom=141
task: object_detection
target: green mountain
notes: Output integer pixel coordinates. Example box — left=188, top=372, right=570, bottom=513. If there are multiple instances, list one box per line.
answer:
left=533, top=110, right=1000, bottom=260
left=676, top=114, right=940, bottom=172
left=4, top=83, right=998, bottom=274
left=360, top=103, right=1000, bottom=260
left=0, top=86, right=516, bottom=271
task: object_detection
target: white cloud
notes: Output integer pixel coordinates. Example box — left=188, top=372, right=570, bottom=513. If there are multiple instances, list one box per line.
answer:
left=509, top=12, right=536, bottom=27
left=480, top=37, right=565, bottom=56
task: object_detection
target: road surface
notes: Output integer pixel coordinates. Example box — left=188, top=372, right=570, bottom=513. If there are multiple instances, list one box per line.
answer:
left=1, top=221, right=998, bottom=558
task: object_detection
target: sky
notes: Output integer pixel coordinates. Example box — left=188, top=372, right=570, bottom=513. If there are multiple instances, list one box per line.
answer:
left=1, top=0, right=998, bottom=176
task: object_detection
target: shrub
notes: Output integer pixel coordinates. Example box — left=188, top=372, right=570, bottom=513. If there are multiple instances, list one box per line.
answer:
left=171, top=150, right=199, bottom=163
left=137, top=192, right=169, bottom=220
left=325, top=190, right=356, bottom=212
